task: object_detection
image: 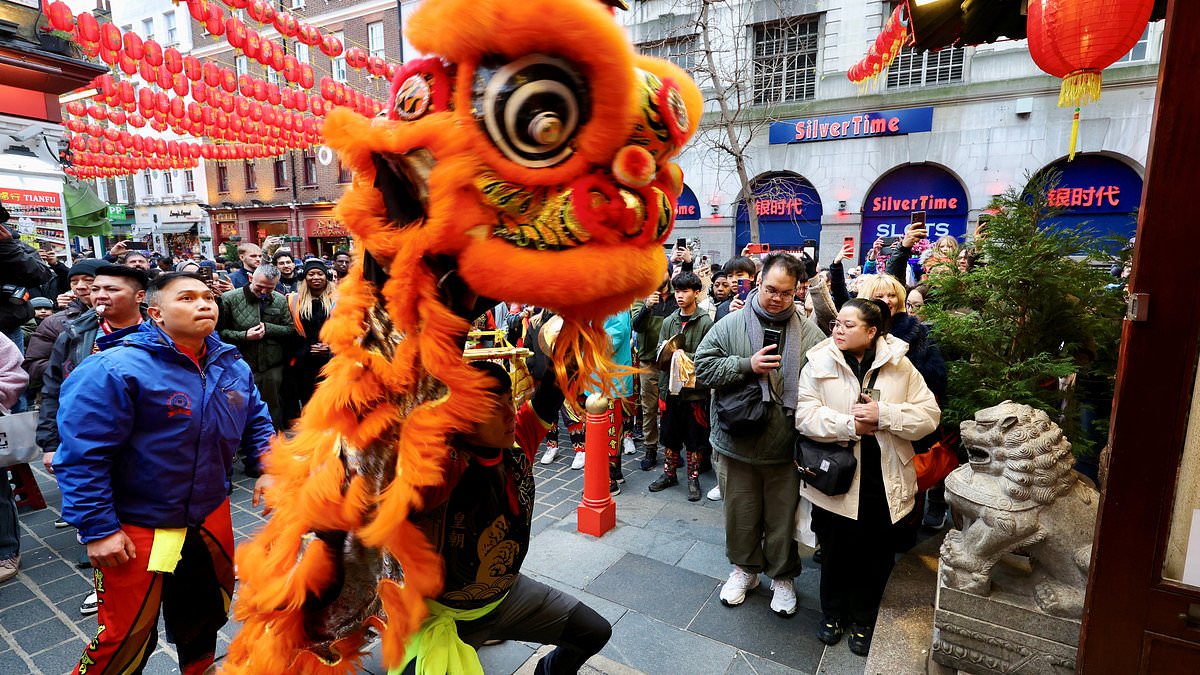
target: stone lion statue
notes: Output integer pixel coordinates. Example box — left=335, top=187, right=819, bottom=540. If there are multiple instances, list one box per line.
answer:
left=940, top=401, right=1099, bottom=619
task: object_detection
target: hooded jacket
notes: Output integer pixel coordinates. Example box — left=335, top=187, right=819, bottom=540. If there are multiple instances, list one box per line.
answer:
left=23, top=297, right=89, bottom=382
left=53, top=321, right=274, bottom=543
left=794, top=334, right=940, bottom=523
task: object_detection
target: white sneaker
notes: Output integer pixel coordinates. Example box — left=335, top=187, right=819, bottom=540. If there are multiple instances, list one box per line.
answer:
left=707, top=485, right=722, bottom=501
left=570, top=451, right=586, bottom=470
left=622, top=437, right=637, bottom=455
left=719, top=566, right=760, bottom=607
left=770, top=578, right=797, bottom=617
left=80, top=590, right=99, bottom=615
left=540, top=443, right=559, bottom=465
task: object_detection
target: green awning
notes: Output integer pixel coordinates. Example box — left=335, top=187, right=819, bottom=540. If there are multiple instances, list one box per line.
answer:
left=63, top=177, right=111, bottom=237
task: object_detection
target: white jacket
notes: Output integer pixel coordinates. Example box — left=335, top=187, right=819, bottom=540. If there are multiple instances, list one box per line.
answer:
left=794, top=334, right=940, bottom=523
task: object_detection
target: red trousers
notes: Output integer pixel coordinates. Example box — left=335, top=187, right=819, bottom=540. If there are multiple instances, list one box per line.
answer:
left=74, top=499, right=235, bottom=675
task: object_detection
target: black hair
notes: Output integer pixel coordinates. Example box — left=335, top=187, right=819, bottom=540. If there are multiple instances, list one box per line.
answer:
left=711, top=269, right=728, bottom=281
left=671, top=271, right=703, bottom=292
left=334, top=249, right=352, bottom=260
left=94, top=264, right=149, bottom=291
left=760, top=252, right=808, bottom=284
left=843, top=297, right=891, bottom=336
left=722, top=256, right=757, bottom=278
left=145, top=271, right=209, bottom=307
left=272, top=250, right=294, bottom=264
left=469, top=360, right=512, bottom=395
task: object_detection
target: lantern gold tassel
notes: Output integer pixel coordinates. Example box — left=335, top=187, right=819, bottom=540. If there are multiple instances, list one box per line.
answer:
left=1068, top=107, right=1080, bottom=161
left=1058, top=69, right=1103, bottom=108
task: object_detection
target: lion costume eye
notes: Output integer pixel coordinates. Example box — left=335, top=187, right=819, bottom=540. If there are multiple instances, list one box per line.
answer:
left=475, top=54, right=589, bottom=168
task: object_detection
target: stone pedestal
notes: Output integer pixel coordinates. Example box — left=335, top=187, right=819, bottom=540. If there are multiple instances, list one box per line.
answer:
left=933, top=559, right=1081, bottom=674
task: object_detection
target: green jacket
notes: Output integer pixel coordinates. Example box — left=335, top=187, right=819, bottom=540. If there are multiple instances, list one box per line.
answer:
left=695, top=308, right=825, bottom=464
left=656, top=308, right=713, bottom=402
left=218, top=286, right=296, bottom=372
left=631, top=297, right=675, bottom=363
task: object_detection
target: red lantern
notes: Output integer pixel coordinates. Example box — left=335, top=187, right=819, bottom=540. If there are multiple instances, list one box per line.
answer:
left=368, top=56, right=387, bottom=78
left=187, top=0, right=208, bottom=23
left=129, top=114, right=145, bottom=128
left=299, top=64, right=314, bottom=90
left=103, top=127, right=119, bottom=142
left=184, top=55, right=202, bottom=81
left=118, top=52, right=137, bottom=76
left=273, top=11, right=295, bottom=37
left=65, top=101, right=86, bottom=117
left=164, top=47, right=183, bottom=74
left=320, top=34, right=342, bottom=58
left=1027, top=0, right=1155, bottom=158
left=87, top=105, right=105, bottom=120
left=252, top=79, right=267, bottom=102
left=99, top=22, right=121, bottom=52
left=249, top=0, right=275, bottom=24
left=226, top=18, right=247, bottom=49
left=345, top=48, right=368, bottom=70
left=267, top=84, right=281, bottom=106
left=311, top=97, right=325, bottom=116
left=206, top=4, right=226, bottom=36
left=75, top=12, right=100, bottom=44
left=173, top=73, right=190, bottom=98
left=258, top=39, right=274, bottom=67
left=121, top=31, right=143, bottom=60
left=244, top=29, right=261, bottom=60
left=270, top=47, right=285, bottom=73
left=156, top=91, right=170, bottom=114
left=143, top=40, right=163, bottom=67
left=170, top=98, right=184, bottom=120
left=319, top=77, right=335, bottom=101
left=297, top=24, right=321, bottom=46
left=282, top=55, right=300, bottom=83
left=99, top=48, right=119, bottom=66
left=157, top=67, right=173, bottom=90
left=109, top=110, right=127, bottom=126
left=221, top=68, right=238, bottom=93
left=292, top=91, right=307, bottom=112
left=47, top=1, right=74, bottom=32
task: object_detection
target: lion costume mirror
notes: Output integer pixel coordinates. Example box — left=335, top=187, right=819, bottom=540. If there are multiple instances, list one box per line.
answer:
left=933, top=401, right=1100, bottom=674
left=221, top=0, right=702, bottom=672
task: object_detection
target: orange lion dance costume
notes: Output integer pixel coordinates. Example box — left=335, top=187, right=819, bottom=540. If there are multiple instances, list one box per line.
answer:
left=222, top=0, right=700, bottom=672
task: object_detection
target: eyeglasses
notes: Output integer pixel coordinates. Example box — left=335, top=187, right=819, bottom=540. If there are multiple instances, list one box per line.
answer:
left=829, top=320, right=860, bottom=332
left=761, top=284, right=802, bottom=299
left=906, top=301, right=924, bottom=310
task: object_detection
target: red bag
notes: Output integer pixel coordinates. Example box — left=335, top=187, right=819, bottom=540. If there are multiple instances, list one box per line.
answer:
left=915, top=441, right=959, bottom=492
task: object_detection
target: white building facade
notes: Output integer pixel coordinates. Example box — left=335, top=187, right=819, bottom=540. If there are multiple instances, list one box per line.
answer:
left=109, top=0, right=215, bottom=258
left=619, top=0, right=1161, bottom=264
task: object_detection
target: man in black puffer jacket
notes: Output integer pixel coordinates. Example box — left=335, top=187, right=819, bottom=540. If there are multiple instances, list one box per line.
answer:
left=0, top=203, right=54, bottom=354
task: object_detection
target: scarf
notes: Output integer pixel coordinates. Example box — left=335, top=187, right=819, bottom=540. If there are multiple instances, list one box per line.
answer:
left=746, top=289, right=803, bottom=413
left=389, top=594, right=508, bottom=675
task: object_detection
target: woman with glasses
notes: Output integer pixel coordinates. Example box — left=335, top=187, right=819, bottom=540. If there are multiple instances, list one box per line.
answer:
left=795, top=298, right=940, bottom=657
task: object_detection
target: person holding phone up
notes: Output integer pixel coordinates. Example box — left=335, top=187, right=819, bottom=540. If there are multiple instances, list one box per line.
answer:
left=794, top=298, right=939, bottom=657
left=694, top=253, right=825, bottom=618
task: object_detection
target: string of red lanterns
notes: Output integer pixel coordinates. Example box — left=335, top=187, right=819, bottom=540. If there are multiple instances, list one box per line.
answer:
left=847, top=4, right=909, bottom=85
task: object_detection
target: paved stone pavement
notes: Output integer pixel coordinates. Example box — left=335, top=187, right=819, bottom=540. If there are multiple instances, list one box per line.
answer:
left=1, top=442, right=871, bottom=674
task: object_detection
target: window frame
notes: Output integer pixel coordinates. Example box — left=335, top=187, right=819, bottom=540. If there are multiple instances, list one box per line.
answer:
left=185, top=169, right=195, bottom=194
left=295, top=42, right=310, bottom=65
left=163, top=169, right=174, bottom=194
left=331, top=31, right=347, bottom=83
left=273, top=156, right=288, bottom=189
left=1115, top=25, right=1152, bottom=63
left=750, top=16, right=821, bottom=107
left=115, top=176, right=128, bottom=203
left=368, top=22, right=386, bottom=58
left=337, top=161, right=353, bottom=184
left=164, top=11, right=177, bottom=46
left=143, top=171, right=153, bottom=195
left=302, top=149, right=318, bottom=186
left=236, top=55, right=249, bottom=77
left=244, top=161, right=257, bottom=190
left=885, top=44, right=966, bottom=90
left=217, top=164, right=229, bottom=193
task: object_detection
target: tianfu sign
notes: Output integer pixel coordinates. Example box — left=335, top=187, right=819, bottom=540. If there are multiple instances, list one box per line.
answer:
left=768, top=107, right=934, bottom=145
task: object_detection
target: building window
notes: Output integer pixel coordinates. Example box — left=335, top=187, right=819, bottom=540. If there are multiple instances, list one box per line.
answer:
left=332, top=32, right=347, bottom=82
left=236, top=55, right=249, bottom=76
left=368, top=22, right=386, bottom=58
left=143, top=171, right=153, bottom=195
left=295, top=42, right=309, bottom=64
left=142, top=18, right=154, bottom=41
left=639, top=36, right=699, bottom=75
left=96, top=179, right=108, bottom=202
left=1116, top=25, right=1151, bottom=63
left=185, top=169, right=195, bottom=193
left=244, top=161, right=257, bottom=190
left=886, top=45, right=965, bottom=89
left=274, top=157, right=288, bottom=188
left=164, top=170, right=174, bottom=194
left=752, top=18, right=820, bottom=106
left=267, top=68, right=278, bottom=86
left=115, top=176, right=128, bottom=202
left=217, top=164, right=229, bottom=192
left=290, top=0, right=305, bottom=8
left=338, top=161, right=352, bottom=184
left=165, top=11, right=177, bottom=45
left=303, top=149, right=318, bottom=186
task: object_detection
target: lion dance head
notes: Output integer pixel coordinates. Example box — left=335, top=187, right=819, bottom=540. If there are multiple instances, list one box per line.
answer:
left=959, top=401, right=1076, bottom=505
left=223, top=1, right=701, bottom=673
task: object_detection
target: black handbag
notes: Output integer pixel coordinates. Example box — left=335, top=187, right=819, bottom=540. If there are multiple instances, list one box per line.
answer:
left=795, top=369, right=879, bottom=496
left=714, top=379, right=770, bottom=437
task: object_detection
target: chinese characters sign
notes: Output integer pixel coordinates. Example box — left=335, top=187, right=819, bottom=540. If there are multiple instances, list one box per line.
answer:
left=1045, top=185, right=1122, bottom=209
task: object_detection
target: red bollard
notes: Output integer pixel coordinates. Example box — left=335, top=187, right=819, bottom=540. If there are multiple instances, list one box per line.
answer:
left=577, top=393, right=616, bottom=536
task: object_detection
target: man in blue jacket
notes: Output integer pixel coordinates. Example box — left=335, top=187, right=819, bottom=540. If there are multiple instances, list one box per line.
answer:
left=54, top=271, right=275, bottom=675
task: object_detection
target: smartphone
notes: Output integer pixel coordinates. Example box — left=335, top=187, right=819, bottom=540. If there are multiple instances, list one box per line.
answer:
left=880, top=236, right=900, bottom=251
left=910, top=210, right=927, bottom=229
left=736, top=278, right=751, bottom=300
left=762, top=327, right=782, bottom=351
left=126, top=241, right=149, bottom=250
left=700, top=255, right=709, bottom=264
left=802, top=238, right=817, bottom=261
left=675, top=237, right=688, bottom=250
left=197, top=266, right=213, bottom=283
left=843, top=236, right=855, bottom=251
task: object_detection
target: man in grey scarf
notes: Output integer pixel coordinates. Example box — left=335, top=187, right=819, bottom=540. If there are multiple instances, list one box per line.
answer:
left=694, top=253, right=825, bottom=619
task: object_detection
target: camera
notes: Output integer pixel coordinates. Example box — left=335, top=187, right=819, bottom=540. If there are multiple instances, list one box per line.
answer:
left=0, top=284, right=27, bottom=305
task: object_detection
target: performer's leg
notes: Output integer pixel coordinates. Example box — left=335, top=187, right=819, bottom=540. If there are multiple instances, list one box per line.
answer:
left=162, top=500, right=235, bottom=675
left=72, top=525, right=162, bottom=675
left=458, top=575, right=611, bottom=675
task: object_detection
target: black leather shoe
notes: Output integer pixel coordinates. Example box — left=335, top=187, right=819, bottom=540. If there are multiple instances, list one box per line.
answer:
left=687, top=478, right=701, bottom=501
left=812, top=545, right=824, bottom=565
left=847, top=623, right=873, bottom=656
left=817, top=616, right=844, bottom=645
left=639, top=449, right=658, bottom=471
left=609, top=479, right=621, bottom=496
left=648, top=473, right=678, bottom=492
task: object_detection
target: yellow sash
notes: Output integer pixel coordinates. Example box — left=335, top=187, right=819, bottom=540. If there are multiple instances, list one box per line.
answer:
left=388, top=594, right=508, bottom=675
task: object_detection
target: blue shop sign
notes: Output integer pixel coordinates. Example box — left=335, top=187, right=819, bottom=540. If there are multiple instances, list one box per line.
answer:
left=861, top=164, right=970, bottom=244
left=1033, top=154, right=1142, bottom=241
left=769, top=107, right=934, bottom=145
left=734, top=174, right=823, bottom=251
left=675, top=184, right=700, bottom=221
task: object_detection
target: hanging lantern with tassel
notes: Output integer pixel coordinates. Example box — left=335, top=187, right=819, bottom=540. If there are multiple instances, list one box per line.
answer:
left=1026, top=0, right=1155, bottom=160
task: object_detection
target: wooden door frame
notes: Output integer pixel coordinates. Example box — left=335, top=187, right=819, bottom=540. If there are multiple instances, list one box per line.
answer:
left=1079, top=0, right=1200, bottom=670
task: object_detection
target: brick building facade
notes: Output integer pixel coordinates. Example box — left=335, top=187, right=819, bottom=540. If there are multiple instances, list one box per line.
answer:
left=188, top=0, right=404, bottom=258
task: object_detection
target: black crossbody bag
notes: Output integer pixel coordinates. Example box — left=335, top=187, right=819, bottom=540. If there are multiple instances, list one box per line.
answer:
left=795, top=369, right=879, bottom=496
